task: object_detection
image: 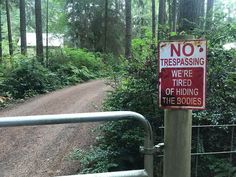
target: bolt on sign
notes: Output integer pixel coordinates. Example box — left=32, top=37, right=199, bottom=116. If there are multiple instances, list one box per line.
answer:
left=158, top=40, right=207, bottom=109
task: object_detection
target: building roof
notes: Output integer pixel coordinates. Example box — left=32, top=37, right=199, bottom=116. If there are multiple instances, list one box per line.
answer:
left=18, top=33, right=64, bottom=47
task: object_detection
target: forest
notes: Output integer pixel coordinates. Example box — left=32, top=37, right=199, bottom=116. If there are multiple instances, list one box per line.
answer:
left=0, top=0, right=236, bottom=177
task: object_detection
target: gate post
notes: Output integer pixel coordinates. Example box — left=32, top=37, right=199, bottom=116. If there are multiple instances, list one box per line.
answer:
left=163, top=110, right=192, bottom=177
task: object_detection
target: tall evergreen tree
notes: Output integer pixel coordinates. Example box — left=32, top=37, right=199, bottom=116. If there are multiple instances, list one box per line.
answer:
left=35, top=0, right=43, bottom=62
left=168, top=0, right=172, bottom=32
left=158, top=0, right=166, bottom=25
left=166, top=0, right=177, bottom=32
left=20, top=0, right=27, bottom=55
left=158, top=0, right=166, bottom=39
left=6, top=0, right=13, bottom=56
left=46, top=0, right=49, bottom=63
left=179, top=0, right=200, bottom=31
left=172, top=0, right=177, bottom=32
left=152, top=0, right=156, bottom=39
left=125, top=0, right=132, bottom=59
left=66, top=0, right=125, bottom=55
left=196, top=0, right=205, bottom=29
left=104, top=0, right=108, bottom=52
left=0, top=0, right=2, bottom=59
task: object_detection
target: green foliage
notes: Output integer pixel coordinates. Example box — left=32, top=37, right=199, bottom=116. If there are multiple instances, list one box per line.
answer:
left=63, top=48, right=103, bottom=74
left=70, top=147, right=118, bottom=173
left=66, top=0, right=125, bottom=55
left=72, top=30, right=162, bottom=174
left=48, top=48, right=103, bottom=85
left=192, top=156, right=236, bottom=177
left=191, top=14, right=236, bottom=125
left=0, top=58, right=60, bottom=99
left=132, top=0, right=152, bottom=38
left=0, top=48, right=105, bottom=103
left=74, top=15, right=236, bottom=177
left=191, top=15, right=236, bottom=177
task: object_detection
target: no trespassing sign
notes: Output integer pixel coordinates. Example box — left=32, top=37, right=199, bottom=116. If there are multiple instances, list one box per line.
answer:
left=158, top=40, right=207, bottom=110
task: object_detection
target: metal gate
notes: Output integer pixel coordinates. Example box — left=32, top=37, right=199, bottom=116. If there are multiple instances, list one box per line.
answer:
left=0, top=111, right=154, bottom=177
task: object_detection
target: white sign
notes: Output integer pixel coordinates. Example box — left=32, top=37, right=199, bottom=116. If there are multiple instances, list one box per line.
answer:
left=158, top=40, right=207, bottom=110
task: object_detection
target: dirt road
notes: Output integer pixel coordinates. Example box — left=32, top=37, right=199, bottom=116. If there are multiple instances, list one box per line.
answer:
left=0, top=80, right=109, bottom=177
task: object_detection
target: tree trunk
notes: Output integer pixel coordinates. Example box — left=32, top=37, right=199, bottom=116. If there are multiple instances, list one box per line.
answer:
left=46, top=0, right=49, bottom=64
left=158, top=0, right=166, bottom=25
left=172, top=0, right=177, bottom=32
left=206, top=0, right=214, bottom=30
left=168, top=0, right=172, bottom=32
left=152, top=0, right=156, bottom=40
left=104, top=0, right=108, bottom=52
left=35, top=0, right=44, bottom=62
left=194, top=0, right=205, bottom=28
left=20, top=0, right=27, bottom=55
left=199, top=0, right=205, bottom=29
left=125, top=0, right=131, bottom=59
left=179, top=0, right=199, bottom=32
left=158, top=0, right=166, bottom=40
left=6, top=0, right=13, bottom=56
left=0, top=0, right=2, bottom=60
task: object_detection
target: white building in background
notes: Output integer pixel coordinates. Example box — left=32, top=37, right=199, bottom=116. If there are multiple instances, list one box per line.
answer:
left=18, top=33, right=64, bottom=48
left=223, top=42, right=236, bottom=50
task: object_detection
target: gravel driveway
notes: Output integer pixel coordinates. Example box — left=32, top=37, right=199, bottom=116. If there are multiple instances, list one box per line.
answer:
left=0, top=80, right=110, bottom=177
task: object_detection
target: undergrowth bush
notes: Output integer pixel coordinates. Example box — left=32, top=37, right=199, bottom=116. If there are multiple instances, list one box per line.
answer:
left=0, top=48, right=106, bottom=103
left=0, top=59, right=60, bottom=99
left=70, top=147, right=119, bottom=173
left=48, top=48, right=104, bottom=85
left=64, top=48, right=103, bottom=73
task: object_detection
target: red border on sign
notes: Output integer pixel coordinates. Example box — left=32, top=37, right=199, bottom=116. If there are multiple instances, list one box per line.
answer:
left=157, top=39, right=207, bottom=110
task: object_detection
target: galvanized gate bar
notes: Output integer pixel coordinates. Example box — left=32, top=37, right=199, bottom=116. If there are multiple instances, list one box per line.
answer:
left=0, top=111, right=153, bottom=177
left=58, top=169, right=148, bottom=177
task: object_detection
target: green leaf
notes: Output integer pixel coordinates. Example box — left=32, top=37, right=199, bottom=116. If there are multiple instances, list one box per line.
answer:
left=170, top=31, right=177, bottom=37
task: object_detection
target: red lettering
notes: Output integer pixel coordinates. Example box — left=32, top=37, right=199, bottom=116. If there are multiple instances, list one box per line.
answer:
left=171, top=44, right=181, bottom=57
left=183, top=43, right=194, bottom=56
